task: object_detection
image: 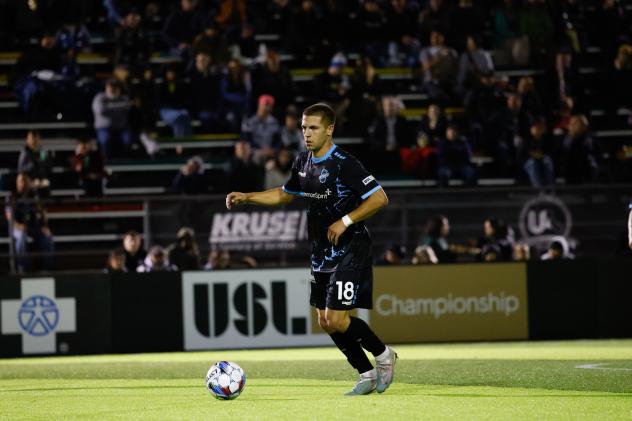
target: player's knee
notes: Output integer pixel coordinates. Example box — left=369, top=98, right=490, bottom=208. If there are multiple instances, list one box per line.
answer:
left=325, top=316, right=346, bottom=332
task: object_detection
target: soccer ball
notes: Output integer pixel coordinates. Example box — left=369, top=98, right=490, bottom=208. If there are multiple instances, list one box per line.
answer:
left=205, top=361, right=246, bottom=400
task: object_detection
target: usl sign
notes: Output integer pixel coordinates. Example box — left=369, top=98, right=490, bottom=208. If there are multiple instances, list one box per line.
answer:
left=369, top=264, right=529, bottom=342
left=182, top=269, right=331, bottom=350
left=1, top=278, right=76, bottom=354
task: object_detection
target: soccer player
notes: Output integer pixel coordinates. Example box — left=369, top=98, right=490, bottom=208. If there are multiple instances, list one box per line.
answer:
left=226, top=103, right=397, bottom=396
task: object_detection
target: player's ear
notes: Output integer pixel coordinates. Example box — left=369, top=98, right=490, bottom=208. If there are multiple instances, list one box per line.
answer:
left=326, top=124, right=334, bottom=136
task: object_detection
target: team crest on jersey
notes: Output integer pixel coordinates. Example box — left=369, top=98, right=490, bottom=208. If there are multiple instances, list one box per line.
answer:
left=319, top=169, right=329, bottom=183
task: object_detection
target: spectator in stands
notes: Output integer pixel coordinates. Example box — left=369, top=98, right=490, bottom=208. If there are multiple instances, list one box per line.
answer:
left=162, top=0, right=210, bottom=57
left=591, top=0, right=627, bottom=61
left=56, top=15, right=91, bottom=55
left=541, top=237, right=574, bottom=260
left=115, top=8, right=150, bottom=71
left=456, top=35, right=494, bottom=97
left=367, top=96, right=411, bottom=172
left=130, top=67, right=159, bottom=151
left=314, top=53, right=351, bottom=131
left=418, top=103, right=447, bottom=147
left=122, top=230, right=146, bottom=272
left=449, top=0, right=485, bottom=52
left=354, top=0, right=388, bottom=66
left=419, top=0, right=451, bottom=42
left=214, top=0, right=248, bottom=42
left=5, top=173, right=54, bottom=273
left=348, top=56, right=381, bottom=134
left=419, top=30, right=458, bottom=102
left=241, top=95, right=280, bottom=158
left=12, top=33, right=63, bottom=121
left=385, top=0, right=420, bottom=66
left=204, top=249, right=258, bottom=270
left=157, top=66, right=192, bottom=138
left=220, top=58, right=252, bottom=130
left=464, top=71, right=505, bottom=151
left=513, top=242, right=531, bottom=261
left=17, top=130, right=52, bottom=197
left=236, top=22, right=262, bottom=64
left=437, top=124, right=477, bottom=187
left=264, top=148, right=293, bottom=189
left=377, top=245, right=406, bottom=265
left=555, top=48, right=581, bottom=101
left=279, top=106, right=304, bottom=151
left=137, top=245, right=178, bottom=272
left=251, top=50, right=294, bottom=119
left=92, top=78, right=133, bottom=159
left=518, top=118, right=555, bottom=188
left=172, top=156, right=207, bottom=194
left=516, top=76, right=543, bottom=117
left=72, top=138, right=107, bottom=196
left=411, top=245, right=438, bottom=265
left=492, top=0, right=529, bottom=67
left=401, top=131, right=438, bottom=180
left=519, top=0, right=553, bottom=65
left=476, top=217, right=515, bottom=262
left=287, top=0, right=321, bottom=60
left=12, top=0, right=49, bottom=46
left=491, top=92, right=533, bottom=175
left=204, top=249, right=231, bottom=270
left=419, top=215, right=457, bottom=263
left=187, top=52, right=221, bottom=130
left=227, top=140, right=264, bottom=192
left=105, top=248, right=127, bottom=273
left=193, top=23, right=230, bottom=65
left=481, top=243, right=501, bottom=262
left=167, top=227, right=200, bottom=270
left=603, top=44, right=632, bottom=124
left=558, top=114, right=600, bottom=184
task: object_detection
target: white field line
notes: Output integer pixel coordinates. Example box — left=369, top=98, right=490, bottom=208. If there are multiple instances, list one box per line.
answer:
left=575, top=363, right=632, bottom=371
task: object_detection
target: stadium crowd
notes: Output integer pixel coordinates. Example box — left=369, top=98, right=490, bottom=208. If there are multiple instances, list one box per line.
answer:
left=2, top=0, right=632, bottom=272
left=1, top=0, right=632, bottom=190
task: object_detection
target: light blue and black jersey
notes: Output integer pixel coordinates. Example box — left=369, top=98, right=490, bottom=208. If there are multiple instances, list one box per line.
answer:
left=282, top=144, right=383, bottom=273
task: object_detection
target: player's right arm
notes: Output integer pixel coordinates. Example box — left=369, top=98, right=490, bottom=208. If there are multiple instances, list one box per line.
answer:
left=226, top=187, right=294, bottom=209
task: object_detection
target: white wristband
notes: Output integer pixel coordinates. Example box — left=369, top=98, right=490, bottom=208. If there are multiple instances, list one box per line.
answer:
left=342, top=215, right=353, bottom=227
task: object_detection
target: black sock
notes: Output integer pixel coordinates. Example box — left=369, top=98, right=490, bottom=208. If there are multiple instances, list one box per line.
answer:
left=345, top=316, right=387, bottom=357
left=329, top=332, right=373, bottom=374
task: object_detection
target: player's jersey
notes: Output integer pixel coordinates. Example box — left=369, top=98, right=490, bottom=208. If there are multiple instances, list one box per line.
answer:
left=282, top=144, right=383, bottom=272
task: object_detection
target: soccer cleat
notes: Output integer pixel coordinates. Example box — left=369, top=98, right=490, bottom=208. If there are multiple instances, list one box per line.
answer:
left=344, top=376, right=376, bottom=396
left=376, top=347, right=398, bottom=393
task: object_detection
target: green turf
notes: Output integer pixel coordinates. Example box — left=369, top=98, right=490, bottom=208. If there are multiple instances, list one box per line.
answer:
left=1, top=340, right=631, bottom=421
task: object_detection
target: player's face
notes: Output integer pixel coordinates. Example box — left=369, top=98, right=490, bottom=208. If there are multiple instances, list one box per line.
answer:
left=301, top=115, right=333, bottom=152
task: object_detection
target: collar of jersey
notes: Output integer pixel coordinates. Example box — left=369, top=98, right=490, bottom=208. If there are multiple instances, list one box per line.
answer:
left=311, top=144, right=337, bottom=163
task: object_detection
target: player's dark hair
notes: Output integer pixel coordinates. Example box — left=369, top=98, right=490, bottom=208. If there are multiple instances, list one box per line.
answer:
left=303, top=103, right=336, bottom=127
left=124, top=230, right=141, bottom=239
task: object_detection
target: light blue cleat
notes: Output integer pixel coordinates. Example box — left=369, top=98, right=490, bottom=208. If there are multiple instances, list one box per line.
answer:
left=376, top=347, right=398, bottom=393
left=344, top=376, right=376, bottom=396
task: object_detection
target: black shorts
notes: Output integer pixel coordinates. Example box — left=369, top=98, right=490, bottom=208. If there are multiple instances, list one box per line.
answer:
left=310, top=266, right=373, bottom=310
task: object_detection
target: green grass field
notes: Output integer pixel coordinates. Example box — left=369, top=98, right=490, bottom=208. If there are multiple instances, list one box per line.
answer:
left=1, top=340, right=631, bottom=421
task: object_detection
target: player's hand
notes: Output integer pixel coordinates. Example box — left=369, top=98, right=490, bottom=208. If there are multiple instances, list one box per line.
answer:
left=226, top=192, right=247, bottom=210
left=327, top=220, right=347, bottom=246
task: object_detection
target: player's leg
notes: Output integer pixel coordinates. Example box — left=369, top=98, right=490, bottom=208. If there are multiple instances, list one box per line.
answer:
left=330, top=268, right=398, bottom=394
left=325, top=308, right=377, bottom=396
left=312, top=273, right=372, bottom=377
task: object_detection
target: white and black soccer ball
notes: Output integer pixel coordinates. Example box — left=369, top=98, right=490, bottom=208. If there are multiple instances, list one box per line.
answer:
left=205, top=361, right=246, bottom=400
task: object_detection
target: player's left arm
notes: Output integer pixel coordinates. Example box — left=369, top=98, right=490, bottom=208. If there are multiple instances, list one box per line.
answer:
left=327, top=188, right=388, bottom=246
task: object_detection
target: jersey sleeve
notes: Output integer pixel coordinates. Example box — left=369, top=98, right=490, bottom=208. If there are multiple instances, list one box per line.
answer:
left=340, top=157, right=383, bottom=200
left=282, top=154, right=303, bottom=196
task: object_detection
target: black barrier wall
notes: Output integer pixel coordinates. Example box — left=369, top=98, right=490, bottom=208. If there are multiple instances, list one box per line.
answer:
left=1, top=260, right=631, bottom=357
